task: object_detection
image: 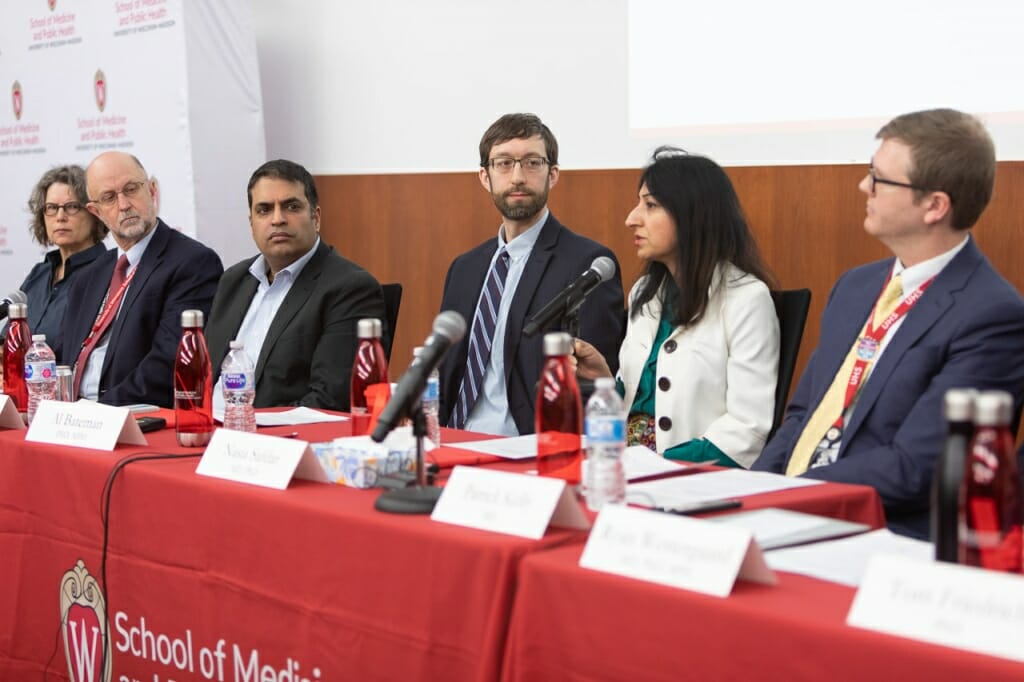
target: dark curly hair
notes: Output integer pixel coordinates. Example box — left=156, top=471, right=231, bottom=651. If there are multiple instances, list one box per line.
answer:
left=27, top=165, right=108, bottom=247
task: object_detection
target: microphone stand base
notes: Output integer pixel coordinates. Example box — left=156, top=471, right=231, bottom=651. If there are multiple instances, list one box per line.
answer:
left=374, top=485, right=443, bottom=514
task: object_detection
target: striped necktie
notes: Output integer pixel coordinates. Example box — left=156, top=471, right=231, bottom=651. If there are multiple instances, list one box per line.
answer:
left=450, top=248, right=510, bottom=428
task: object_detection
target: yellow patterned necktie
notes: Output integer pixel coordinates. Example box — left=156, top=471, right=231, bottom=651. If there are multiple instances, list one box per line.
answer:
left=785, top=274, right=904, bottom=476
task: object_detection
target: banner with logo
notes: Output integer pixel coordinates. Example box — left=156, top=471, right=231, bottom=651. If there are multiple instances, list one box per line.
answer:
left=0, top=0, right=265, bottom=296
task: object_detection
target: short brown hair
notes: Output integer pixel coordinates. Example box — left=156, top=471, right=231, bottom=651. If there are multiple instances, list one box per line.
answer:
left=876, top=108, right=995, bottom=230
left=27, top=165, right=108, bottom=246
left=478, top=113, right=558, bottom=167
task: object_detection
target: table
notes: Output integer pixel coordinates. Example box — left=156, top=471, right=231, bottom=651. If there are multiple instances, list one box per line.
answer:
left=501, top=543, right=1024, bottom=682
left=0, top=420, right=581, bottom=682
left=0, top=415, right=885, bottom=682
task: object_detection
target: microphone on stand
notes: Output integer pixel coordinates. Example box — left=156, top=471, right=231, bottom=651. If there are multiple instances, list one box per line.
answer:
left=371, top=311, right=466, bottom=443
left=0, top=290, right=28, bottom=319
left=523, top=257, right=615, bottom=337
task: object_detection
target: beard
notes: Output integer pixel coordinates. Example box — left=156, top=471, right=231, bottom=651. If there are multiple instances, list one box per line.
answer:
left=492, top=181, right=549, bottom=221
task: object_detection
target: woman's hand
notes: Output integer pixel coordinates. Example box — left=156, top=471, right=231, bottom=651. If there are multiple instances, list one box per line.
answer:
left=572, top=339, right=614, bottom=380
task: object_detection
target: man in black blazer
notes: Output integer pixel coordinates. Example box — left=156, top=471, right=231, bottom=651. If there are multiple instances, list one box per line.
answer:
left=439, top=113, right=625, bottom=435
left=63, top=151, right=223, bottom=407
left=204, top=160, right=384, bottom=411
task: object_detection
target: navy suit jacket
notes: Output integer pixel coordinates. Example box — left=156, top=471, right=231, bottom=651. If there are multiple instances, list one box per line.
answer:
left=62, top=221, right=223, bottom=407
left=754, top=237, right=1024, bottom=538
left=204, top=242, right=385, bottom=411
left=438, top=213, right=625, bottom=434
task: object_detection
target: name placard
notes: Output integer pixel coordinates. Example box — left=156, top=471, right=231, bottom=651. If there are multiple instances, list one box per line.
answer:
left=0, top=394, right=25, bottom=429
left=579, top=505, right=775, bottom=597
left=848, top=554, right=1024, bottom=662
left=196, top=428, right=328, bottom=490
left=431, top=465, right=590, bottom=539
left=26, top=399, right=146, bottom=450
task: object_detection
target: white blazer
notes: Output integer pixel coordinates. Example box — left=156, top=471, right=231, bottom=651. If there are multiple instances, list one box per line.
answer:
left=618, top=264, right=779, bottom=468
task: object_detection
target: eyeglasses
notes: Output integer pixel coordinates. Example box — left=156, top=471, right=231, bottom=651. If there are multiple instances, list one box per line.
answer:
left=91, top=180, right=147, bottom=207
left=43, top=202, right=84, bottom=216
left=487, top=156, right=551, bottom=174
left=868, top=165, right=931, bottom=195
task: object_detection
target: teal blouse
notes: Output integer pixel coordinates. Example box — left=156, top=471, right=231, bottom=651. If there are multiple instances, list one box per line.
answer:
left=622, top=308, right=740, bottom=468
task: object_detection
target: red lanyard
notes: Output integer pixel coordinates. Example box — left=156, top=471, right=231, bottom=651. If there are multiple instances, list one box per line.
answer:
left=834, top=273, right=935, bottom=428
left=80, top=266, right=138, bottom=348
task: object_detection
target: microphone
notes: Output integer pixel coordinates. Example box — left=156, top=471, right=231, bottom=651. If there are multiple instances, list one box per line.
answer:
left=0, top=290, right=27, bottom=319
left=523, top=256, right=615, bottom=337
left=371, top=311, right=467, bottom=443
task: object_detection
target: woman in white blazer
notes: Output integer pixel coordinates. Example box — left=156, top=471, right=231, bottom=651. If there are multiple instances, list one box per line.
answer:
left=575, top=148, right=779, bottom=468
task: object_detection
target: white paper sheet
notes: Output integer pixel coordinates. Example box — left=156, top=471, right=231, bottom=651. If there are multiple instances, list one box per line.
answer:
left=626, top=469, right=822, bottom=508
left=709, top=508, right=870, bottom=550
left=765, top=529, right=932, bottom=587
left=213, top=406, right=349, bottom=426
left=444, top=434, right=538, bottom=460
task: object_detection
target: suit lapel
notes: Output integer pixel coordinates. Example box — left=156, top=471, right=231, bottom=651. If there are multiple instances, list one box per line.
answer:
left=503, top=216, right=558, bottom=373
left=842, top=239, right=981, bottom=444
left=102, top=222, right=170, bottom=376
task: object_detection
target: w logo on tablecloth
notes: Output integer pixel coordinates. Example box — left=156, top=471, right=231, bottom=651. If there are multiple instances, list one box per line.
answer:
left=59, top=560, right=112, bottom=682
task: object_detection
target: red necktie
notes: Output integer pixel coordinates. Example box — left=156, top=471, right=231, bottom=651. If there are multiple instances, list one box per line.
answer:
left=72, top=254, right=130, bottom=400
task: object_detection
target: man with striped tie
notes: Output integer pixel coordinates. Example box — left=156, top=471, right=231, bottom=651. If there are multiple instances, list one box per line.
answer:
left=438, top=113, right=625, bottom=436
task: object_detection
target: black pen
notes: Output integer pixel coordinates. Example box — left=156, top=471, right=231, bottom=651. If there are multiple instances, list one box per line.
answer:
left=655, top=498, right=743, bottom=516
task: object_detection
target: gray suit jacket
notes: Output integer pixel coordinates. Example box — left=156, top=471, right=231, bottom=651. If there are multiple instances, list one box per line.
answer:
left=205, top=241, right=385, bottom=411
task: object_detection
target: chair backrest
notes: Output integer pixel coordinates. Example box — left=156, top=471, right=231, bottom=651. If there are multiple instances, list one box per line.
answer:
left=769, top=288, right=812, bottom=438
left=381, top=283, right=403, bottom=363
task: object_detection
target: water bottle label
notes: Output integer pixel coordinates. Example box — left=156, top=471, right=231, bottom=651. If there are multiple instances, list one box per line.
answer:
left=585, top=415, right=625, bottom=442
left=422, top=377, right=439, bottom=401
left=223, top=372, right=251, bottom=390
left=25, top=361, right=56, bottom=381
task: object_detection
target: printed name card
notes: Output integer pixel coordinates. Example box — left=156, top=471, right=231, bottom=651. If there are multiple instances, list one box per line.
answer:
left=579, top=505, right=776, bottom=597
left=26, top=399, right=146, bottom=450
left=196, top=428, right=328, bottom=490
left=0, top=394, right=25, bottom=429
left=847, top=554, right=1024, bottom=662
left=431, top=465, right=590, bottom=539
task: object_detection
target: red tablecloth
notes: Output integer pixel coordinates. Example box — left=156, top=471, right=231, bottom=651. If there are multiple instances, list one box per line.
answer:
left=501, top=543, right=1024, bottom=682
left=0, top=419, right=581, bottom=682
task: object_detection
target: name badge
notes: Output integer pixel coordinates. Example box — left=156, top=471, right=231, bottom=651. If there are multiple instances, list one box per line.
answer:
left=431, top=465, right=590, bottom=539
left=196, top=429, right=328, bottom=490
left=848, top=554, right=1024, bottom=662
left=579, top=505, right=776, bottom=597
left=26, top=399, right=146, bottom=450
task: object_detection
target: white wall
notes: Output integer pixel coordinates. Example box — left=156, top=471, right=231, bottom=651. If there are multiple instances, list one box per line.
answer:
left=252, top=0, right=1024, bottom=172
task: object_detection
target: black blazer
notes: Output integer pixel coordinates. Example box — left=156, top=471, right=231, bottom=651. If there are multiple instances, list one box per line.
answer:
left=204, top=241, right=385, bottom=411
left=62, top=221, right=223, bottom=407
left=438, top=214, right=625, bottom=434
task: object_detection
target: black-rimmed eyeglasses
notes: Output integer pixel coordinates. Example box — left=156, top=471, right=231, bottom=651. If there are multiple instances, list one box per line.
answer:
left=43, top=202, right=84, bottom=216
left=486, top=157, right=551, bottom=174
left=868, top=165, right=931, bottom=195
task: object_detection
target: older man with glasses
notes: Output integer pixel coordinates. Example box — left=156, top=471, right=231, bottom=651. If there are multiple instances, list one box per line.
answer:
left=61, top=151, right=223, bottom=407
left=437, top=113, right=625, bottom=436
left=754, top=108, right=1024, bottom=539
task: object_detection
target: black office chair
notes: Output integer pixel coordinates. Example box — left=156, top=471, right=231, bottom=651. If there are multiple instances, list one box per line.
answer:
left=769, top=288, right=812, bottom=438
left=381, top=283, right=403, bottom=363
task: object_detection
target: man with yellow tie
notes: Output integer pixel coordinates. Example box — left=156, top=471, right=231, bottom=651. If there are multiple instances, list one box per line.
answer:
left=753, top=108, right=1024, bottom=539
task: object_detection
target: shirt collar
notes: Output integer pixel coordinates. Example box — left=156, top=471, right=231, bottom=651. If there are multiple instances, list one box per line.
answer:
left=892, top=234, right=969, bottom=293
left=248, top=237, right=321, bottom=287
left=117, top=221, right=159, bottom=270
left=498, top=209, right=547, bottom=259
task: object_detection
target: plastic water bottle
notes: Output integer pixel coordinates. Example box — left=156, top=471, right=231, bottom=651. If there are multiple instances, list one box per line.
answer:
left=174, top=310, right=213, bottom=447
left=535, top=332, right=583, bottom=483
left=221, top=340, right=256, bottom=432
left=584, top=376, right=626, bottom=511
left=24, top=334, right=57, bottom=425
left=413, top=345, right=441, bottom=447
left=3, top=302, right=31, bottom=415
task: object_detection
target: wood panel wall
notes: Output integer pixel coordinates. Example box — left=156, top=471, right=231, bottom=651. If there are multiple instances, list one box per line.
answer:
left=316, top=162, right=1024, bottom=402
